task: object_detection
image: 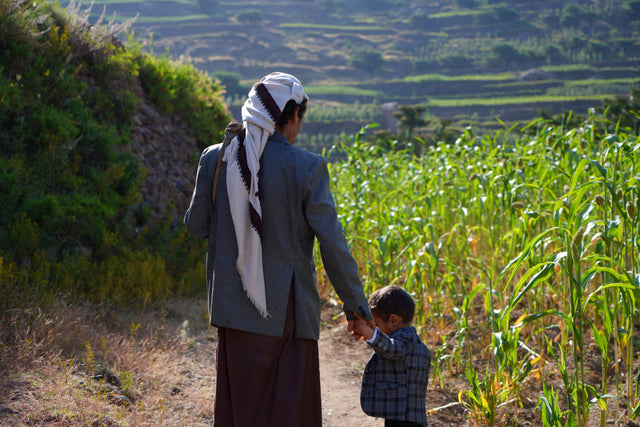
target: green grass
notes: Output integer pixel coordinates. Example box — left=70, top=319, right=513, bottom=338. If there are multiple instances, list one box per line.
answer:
left=398, top=72, right=518, bottom=83
left=131, top=14, right=211, bottom=23
left=305, top=84, right=382, bottom=97
left=279, top=23, right=385, bottom=31
left=63, top=0, right=192, bottom=5
left=564, top=77, right=640, bottom=86
left=429, top=10, right=482, bottom=18
left=425, top=94, right=610, bottom=107
left=539, top=64, right=596, bottom=72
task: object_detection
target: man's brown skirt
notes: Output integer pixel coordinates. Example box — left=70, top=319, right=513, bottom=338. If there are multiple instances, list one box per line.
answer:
left=214, top=289, right=322, bottom=427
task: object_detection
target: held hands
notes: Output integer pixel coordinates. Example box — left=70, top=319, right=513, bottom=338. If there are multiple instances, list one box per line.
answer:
left=347, top=312, right=376, bottom=341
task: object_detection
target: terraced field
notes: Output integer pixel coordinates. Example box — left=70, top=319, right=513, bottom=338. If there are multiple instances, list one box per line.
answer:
left=69, top=0, right=640, bottom=150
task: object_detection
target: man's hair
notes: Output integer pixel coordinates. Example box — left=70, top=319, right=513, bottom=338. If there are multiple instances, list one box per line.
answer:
left=276, top=98, right=308, bottom=129
left=369, top=285, right=415, bottom=324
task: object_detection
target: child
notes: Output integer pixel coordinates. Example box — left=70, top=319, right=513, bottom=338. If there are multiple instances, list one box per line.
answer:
left=352, top=285, right=431, bottom=427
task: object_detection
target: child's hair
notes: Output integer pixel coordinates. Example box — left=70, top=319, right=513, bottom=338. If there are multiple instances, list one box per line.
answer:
left=368, top=285, right=415, bottom=324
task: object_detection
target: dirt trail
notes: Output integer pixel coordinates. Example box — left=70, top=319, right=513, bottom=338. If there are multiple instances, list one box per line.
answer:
left=318, top=319, right=382, bottom=427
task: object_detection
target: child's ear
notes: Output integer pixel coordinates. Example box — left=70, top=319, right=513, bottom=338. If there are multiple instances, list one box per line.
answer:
left=389, top=314, right=401, bottom=325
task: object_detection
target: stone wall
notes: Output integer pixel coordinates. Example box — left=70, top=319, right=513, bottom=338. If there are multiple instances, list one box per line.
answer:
left=128, top=96, right=204, bottom=228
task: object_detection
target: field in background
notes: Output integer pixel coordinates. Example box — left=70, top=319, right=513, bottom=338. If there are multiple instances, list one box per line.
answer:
left=58, top=0, right=640, bottom=152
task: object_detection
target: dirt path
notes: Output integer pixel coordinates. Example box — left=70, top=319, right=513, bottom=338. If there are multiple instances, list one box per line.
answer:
left=0, top=299, right=467, bottom=426
left=318, top=318, right=382, bottom=427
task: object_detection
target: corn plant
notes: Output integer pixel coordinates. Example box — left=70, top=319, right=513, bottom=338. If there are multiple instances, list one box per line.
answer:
left=324, top=108, right=640, bottom=424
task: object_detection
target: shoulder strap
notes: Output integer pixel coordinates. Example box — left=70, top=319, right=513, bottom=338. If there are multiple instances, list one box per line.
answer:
left=212, top=121, right=243, bottom=204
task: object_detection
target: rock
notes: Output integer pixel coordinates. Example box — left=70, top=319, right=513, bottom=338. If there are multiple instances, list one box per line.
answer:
left=102, top=384, right=133, bottom=406
left=380, top=102, right=399, bottom=131
left=518, top=68, right=557, bottom=81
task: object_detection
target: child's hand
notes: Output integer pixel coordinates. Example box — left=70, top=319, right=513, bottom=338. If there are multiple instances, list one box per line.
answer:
left=351, top=313, right=375, bottom=341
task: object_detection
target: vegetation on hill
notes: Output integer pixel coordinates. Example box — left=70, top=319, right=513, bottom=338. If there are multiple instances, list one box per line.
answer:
left=77, top=0, right=640, bottom=151
left=0, top=0, right=229, bottom=309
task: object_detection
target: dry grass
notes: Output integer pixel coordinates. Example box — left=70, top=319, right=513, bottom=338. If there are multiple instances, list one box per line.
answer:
left=0, top=296, right=218, bottom=426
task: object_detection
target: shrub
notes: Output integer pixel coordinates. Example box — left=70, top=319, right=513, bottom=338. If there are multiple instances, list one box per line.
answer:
left=475, top=6, right=519, bottom=25
left=0, top=0, right=225, bottom=306
left=455, top=0, right=477, bottom=9
left=438, top=54, right=474, bottom=70
left=628, top=0, right=640, bottom=20
left=211, top=70, right=248, bottom=98
left=348, top=47, right=384, bottom=72
left=235, top=9, right=263, bottom=25
left=409, top=12, right=430, bottom=29
left=583, top=39, right=612, bottom=61
left=196, top=0, right=219, bottom=14
left=488, top=43, right=526, bottom=67
left=138, top=51, right=229, bottom=149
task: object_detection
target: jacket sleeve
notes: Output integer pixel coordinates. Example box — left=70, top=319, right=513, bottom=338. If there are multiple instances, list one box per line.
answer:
left=303, top=156, right=373, bottom=322
left=369, top=328, right=416, bottom=363
left=184, top=146, right=217, bottom=239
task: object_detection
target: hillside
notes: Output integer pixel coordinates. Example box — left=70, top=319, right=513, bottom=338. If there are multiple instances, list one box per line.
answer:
left=1, top=0, right=230, bottom=304
left=59, top=0, right=640, bottom=150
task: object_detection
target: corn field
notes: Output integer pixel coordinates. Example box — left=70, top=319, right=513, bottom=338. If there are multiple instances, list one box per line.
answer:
left=320, top=112, right=640, bottom=426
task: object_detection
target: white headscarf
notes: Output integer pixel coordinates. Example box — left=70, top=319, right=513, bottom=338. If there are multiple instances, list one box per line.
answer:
left=222, top=72, right=307, bottom=318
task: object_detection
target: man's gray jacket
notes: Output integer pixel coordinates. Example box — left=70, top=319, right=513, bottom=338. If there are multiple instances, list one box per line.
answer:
left=184, top=132, right=372, bottom=339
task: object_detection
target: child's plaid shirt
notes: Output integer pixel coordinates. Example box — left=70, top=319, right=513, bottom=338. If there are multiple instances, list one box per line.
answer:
left=360, top=326, right=431, bottom=425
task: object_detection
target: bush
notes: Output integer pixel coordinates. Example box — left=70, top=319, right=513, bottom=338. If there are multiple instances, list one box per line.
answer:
left=196, top=0, right=219, bottom=14
left=455, top=0, right=477, bottom=9
left=488, top=43, right=526, bottom=67
left=138, top=52, right=229, bottom=148
left=409, top=12, right=430, bottom=29
left=583, top=39, right=612, bottom=61
left=235, top=9, right=263, bottom=25
left=0, top=0, right=225, bottom=306
left=438, top=54, right=474, bottom=69
left=559, top=4, right=596, bottom=28
left=211, top=70, right=248, bottom=98
left=628, top=0, right=640, bottom=20
left=348, top=47, right=384, bottom=72
left=475, top=6, right=519, bottom=25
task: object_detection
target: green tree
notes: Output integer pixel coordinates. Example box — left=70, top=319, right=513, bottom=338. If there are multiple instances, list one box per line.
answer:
left=475, top=6, right=519, bottom=24
left=348, top=47, right=384, bottom=72
left=235, top=9, right=263, bottom=25
left=438, top=54, right=473, bottom=69
left=196, top=0, right=219, bottom=14
left=490, top=43, right=525, bottom=66
left=393, top=105, right=428, bottom=140
left=626, top=0, right=640, bottom=20
left=211, top=71, right=246, bottom=98
left=583, top=39, right=611, bottom=60
left=559, top=4, right=583, bottom=27
left=409, top=12, right=430, bottom=29
left=613, top=37, right=634, bottom=54
left=596, top=89, right=640, bottom=134
left=559, top=4, right=595, bottom=28
left=544, top=44, right=564, bottom=64
left=455, top=0, right=477, bottom=9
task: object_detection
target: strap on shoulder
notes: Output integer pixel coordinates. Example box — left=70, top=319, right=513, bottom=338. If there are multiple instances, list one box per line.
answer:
left=212, top=121, right=243, bottom=204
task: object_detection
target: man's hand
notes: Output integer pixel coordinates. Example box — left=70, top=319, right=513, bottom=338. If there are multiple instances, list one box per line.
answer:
left=347, top=319, right=363, bottom=341
left=349, top=313, right=376, bottom=341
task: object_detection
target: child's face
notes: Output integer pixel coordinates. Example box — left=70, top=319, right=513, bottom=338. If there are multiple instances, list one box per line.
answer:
left=373, top=313, right=403, bottom=336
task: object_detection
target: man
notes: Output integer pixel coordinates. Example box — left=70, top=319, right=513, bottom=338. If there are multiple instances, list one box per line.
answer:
left=184, top=72, right=373, bottom=426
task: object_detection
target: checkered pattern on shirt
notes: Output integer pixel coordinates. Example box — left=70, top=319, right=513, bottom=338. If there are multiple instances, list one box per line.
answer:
left=360, top=326, right=431, bottom=426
